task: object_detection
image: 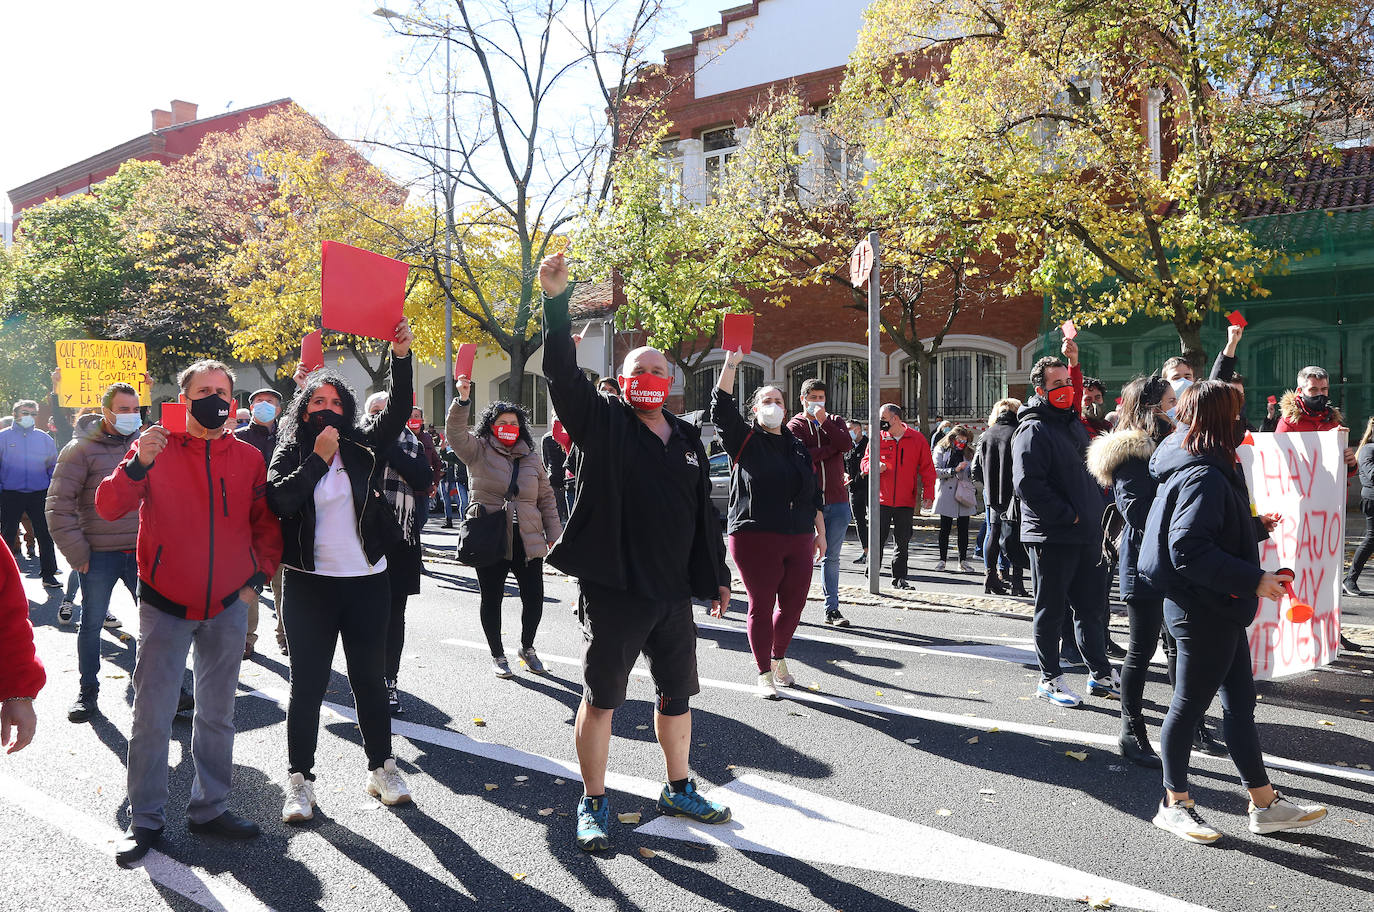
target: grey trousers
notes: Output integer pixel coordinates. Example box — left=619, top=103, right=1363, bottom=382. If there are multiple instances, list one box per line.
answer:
left=127, top=598, right=248, bottom=830
left=245, top=565, right=284, bottom=649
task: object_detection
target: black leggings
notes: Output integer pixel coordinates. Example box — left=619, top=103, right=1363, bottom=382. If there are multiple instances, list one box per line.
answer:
left=385, top=587, right=409, bottom=683
left=1348, top=498, right=1374, bottom=582
left=938, top=515, right=970, bottom=561
left=283, top=568, right=392, bottom=776
left=476, top=532, right=545, bottom=657
left=1121, top=596, right=1163, bottom=719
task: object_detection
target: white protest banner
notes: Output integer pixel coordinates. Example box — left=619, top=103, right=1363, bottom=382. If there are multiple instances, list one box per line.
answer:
left=1237, top=429, right=1346, bottom=679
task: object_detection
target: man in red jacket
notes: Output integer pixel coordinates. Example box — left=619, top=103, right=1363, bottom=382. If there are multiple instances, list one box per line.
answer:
left=860, top=404, right=936, bottom=590
left=787, top=378, right=853, bottom=625
left=0, top=546, right=44, bottom=754
left=1275, top=366, right=1357, bottom=469
left=96, top=359, right=283, bottom=867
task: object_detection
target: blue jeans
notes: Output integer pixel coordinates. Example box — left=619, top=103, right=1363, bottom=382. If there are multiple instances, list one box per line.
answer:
left=820, top=502, right=851, bottom=614
left=76, top=550, right=139, bottom=690
left=440, top=484, right=455, bottom=522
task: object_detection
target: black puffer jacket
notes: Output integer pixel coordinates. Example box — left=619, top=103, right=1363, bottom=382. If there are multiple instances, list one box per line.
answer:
left=973, top=410, right=1018, bottom=513
left=710, top=388, right=820, bottom=536
left=1139, top=429, right=1267, bottom=626
left=1088, top=427, right=1160, bottom=602
left=266, top=353, right=413, bottom=570
left=1011, top=396, right=1102, bottom=545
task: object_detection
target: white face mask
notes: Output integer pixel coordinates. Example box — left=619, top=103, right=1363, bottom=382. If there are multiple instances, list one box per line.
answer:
left=804, top=400, right=825, bottom=417
left=756, top=403, right=785, bottom=428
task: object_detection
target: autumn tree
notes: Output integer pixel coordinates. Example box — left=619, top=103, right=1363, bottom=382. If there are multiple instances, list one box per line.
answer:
left=571, top=123, right=773, bottom=373
left=374, top=0, right=684, bottom=402
left=841, top=0, right=1374, bottom=366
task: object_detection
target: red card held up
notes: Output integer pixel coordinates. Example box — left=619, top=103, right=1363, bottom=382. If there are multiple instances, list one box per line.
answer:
left=1061, top=319, right=1078, bottom=340
left=722, top=313, right=754, bottom=355
left=1227, top=310, right=1247, bottom=328
left=321, top=241, right=409, bottom=342
left=161, top=402, right=186, bottom=433
left=453, top=343, right=478, bottom=381
left=1267, top=394, right=1278, bottom=405
left=301, top=330, right=324, bottom=372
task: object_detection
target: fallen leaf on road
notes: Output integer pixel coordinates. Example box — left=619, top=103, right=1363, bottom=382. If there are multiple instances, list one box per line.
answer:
left=1077, top=897, right=1113, bottom=909
left=966, top=736, right=979, bottom=744
left=967, top=690, right=981, bottom=695
left=554, top=778, right=566, bottom=785
left=989, top=727, right=1000, bottom=733
left=618, top=812, right=642, bottom=824
left=514, top=775, right=529, bottom=782
left=1318, top=720, right=1335, bottom=726
left=105, top=673, right=125, bottom=679
left=638, top=847, right=656, bottom=859
left=1361, top=698, right=1373, bottom=703
left=484, top=784, right=499, bottom=791
left=473, top=718, right=486, bottom=727
left=937, top=808, right=952, bottom=816
left=1357, top=764, right=1372, bottom=770
left=808, top=683, right=821, bottom=690
left=1066, top=751, right=1089, bottom=762
left=512, top=873, right=527, bottom=881
left=904, top=738, right=920, bottom=745
left=875, top=690, right=884, bottom=697
left=636, top=725, right=649, bottom=730
left=726, top=764, right=737, bottom=770
left=538, top=808, right=554, bottom=816
left=979, top=788, right=996, bottom=795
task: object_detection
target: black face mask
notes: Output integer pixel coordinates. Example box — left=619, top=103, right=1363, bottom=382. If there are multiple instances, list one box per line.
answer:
left=307, top=409, right=346, bottom=433
left=1301, top=393, right=1329, bottom=413
left=880, top=420, right=891, bottom=432
left=189, top=394, right=231, bottom=431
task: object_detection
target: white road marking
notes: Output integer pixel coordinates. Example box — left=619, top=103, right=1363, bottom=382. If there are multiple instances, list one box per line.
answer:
left=242, top=689, right=1211, bottom=912
left=697, top=618, right=1041, bottom=665
left=440, top=638, right=1374, bottom=787
left=637, top=774, right=1215, bottom=912
left=0, top=772, right=273, bottom=912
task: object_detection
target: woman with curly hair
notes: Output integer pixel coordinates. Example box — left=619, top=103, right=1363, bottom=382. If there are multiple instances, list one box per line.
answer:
left=266, top=319, right=416, bottom=824
left=445, top=373, right=562, bottom=678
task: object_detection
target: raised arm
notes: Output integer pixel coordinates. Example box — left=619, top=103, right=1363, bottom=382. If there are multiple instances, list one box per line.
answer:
left=539, top=254, right=610, bottom=448
left=359, top=319, right=414, bottom=450
left=710, top=349, right=753, bottom=456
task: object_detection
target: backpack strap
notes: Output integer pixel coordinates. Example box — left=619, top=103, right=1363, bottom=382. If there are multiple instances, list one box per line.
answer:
left=730, top=429, right=756, bottom=470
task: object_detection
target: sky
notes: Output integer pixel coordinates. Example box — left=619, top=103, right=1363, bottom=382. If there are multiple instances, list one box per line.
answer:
left=0, top=0, right=735, bottom=221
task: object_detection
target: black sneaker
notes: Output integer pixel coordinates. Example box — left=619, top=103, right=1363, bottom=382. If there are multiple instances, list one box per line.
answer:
left=177, top=688, right=195, bottom=714
left=852, top=553, right=867, bottom=565
left=1342, top=578, right=1363, bottom=597
left=1105, top=639, right=1128, bottom=659
left=42, top=576, right=62, bottom=589
left=892, top=578, right=911, bottom=590
left=68, top=687, right=98, bottom=723
left=825, top=611, right=851, bottom=628
left=1193, top=723, right=1226, bottom=756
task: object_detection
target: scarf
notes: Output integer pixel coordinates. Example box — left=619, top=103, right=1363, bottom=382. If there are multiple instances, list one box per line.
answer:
left=383, top=428, right=422, bottom=545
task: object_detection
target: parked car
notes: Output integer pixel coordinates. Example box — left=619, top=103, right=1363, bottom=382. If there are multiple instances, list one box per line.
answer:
left=709, top=450, right=730, bottom=524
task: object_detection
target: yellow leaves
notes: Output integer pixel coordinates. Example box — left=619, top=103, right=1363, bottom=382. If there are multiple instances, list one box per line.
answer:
left=484, top=784, right=499, bottom=791
left=473, top=718, right=486, bottom=727
left=617, top=812, right=642, bottom=825
left=1065, top=750, right=1089, bottom=762
left=638, top=847, right=657, bottom=859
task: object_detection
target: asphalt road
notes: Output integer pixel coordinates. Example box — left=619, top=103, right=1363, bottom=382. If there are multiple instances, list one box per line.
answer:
left=3, top=522, right=1372, bottom=912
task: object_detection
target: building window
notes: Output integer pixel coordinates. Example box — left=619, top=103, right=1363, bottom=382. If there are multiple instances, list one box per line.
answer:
left=788, top=357, right=868, bottom=420
left=702, top=126, right=738, bottom=203
left=659, top=137, right=685, bottom=207
left=817, top=106, right=862, bottom=191
left=497, top=373, right=551, bottom=426
left=684, top=362, right=763, bottom=416
left=909, top=350, right=1007, bottom=421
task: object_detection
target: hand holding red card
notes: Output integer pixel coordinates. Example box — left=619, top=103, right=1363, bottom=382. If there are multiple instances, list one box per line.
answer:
left=301, top=330, right=324, bottom=372
left=1227, top=310, right=1248, bottom=328
left=1061, top=319, right=1078, bottom=340
left=722, top=313, right=754, bottom=355
left=321, top=241, right=410, bottom=342
left=453, top=343, right=477, bottom=381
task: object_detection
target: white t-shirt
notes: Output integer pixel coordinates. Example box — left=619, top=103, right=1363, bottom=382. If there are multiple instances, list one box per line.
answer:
left=306, top=452, right=386, bottom=577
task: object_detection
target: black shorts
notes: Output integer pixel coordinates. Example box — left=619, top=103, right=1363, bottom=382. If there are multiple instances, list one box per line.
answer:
left=578, top=580, right=700, bottom=710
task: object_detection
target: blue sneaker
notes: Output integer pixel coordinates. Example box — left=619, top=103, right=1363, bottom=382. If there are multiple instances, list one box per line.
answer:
left=1088, top=669, right=1121, bottom=700
left=657, top=780, right=731, bottom=824
left=1035, top=675, right=1082, bottom=707
left=576, top=795, right=611, bottom=852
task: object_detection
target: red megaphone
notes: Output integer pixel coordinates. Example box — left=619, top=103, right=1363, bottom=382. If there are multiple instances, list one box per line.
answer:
left=1274, top=568, right=1313, bottom=623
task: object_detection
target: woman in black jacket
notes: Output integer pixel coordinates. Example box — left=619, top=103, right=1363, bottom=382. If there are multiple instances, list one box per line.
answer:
left=712, top=349, right=823, bottom=700
left=971, top=398, right=1027, bottom=596
left=1139, top=381, right=1326, bottom=844
left=266, top=319, right=415, bottom=824
left=1087, top=377, right=1177, bottom=767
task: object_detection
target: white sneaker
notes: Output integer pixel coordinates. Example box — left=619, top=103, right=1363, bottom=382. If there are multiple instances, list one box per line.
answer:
left=1153, top=799, right=1222, bottom=844
left=1249, top=791, right=1327, bottom=834
left=756, top=671, right=780, bottom=700
left=282, top=772, right=316, bottom=824
left=934, top=560, right=947, bottom=571
left=57, top=600, right=74, bottom=625
left=491, top=655, right=514, bottom=678
left=958, top=561, right=974, bottom=573
left=366, top=758, right=412, bottom=806
left=103, top=613, right=121, bottom=629
left=1035, top=675, right=1083, bottom=707
left=771, top=658, right=795, bottom=687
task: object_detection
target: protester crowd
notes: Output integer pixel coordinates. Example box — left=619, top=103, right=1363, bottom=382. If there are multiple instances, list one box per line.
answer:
left=3, top=271, right=1366, bottom=868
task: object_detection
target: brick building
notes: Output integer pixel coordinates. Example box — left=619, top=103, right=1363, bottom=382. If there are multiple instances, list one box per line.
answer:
left=608, top=0, right=1046, bottom=429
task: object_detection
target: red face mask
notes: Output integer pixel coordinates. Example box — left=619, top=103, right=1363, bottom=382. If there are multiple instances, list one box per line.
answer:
left=953, top=440, right=966, bottom=449
left=1047, top=386, right=1075, bottom=410
left=407, top=418, right=424, bottom=432
left=493, top=424, right=520, bottom=446
left=620, top=373, right=671, bottom=411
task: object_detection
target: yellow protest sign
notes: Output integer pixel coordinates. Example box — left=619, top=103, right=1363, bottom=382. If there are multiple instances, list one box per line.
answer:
left=55, top=340, right=150, bottom=408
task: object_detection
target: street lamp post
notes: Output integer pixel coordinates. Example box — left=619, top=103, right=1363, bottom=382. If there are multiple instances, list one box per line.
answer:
left=376, top=6, right=455, bottom=407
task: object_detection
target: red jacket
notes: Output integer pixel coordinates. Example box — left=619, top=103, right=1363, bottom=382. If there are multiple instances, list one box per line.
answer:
left=96, top=431, right=283, bottom=621
left=860, top=427, right=937, bottom=508
left=0, top=547, right=44, bottom=700
left=787, top=412, right=853, bottom=505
